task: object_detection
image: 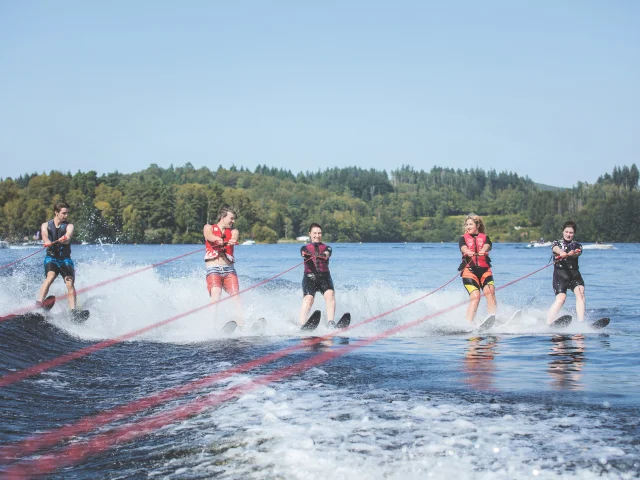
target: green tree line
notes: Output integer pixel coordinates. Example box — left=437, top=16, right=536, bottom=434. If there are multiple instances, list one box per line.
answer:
left=1, top=163, right=638, bottom=244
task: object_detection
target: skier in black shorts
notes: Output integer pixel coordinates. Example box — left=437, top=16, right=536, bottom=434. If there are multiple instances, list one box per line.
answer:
left=299, top=223, right=336, bottom=327
left=547, top=220, right=585, bottom=324
left=37, top=202, right=77, bottom=312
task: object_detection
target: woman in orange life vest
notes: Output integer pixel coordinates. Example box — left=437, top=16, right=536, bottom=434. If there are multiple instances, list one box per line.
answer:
left=203, top=205, right=241, bottom=324
left=458, top=214, right=497, bottom=323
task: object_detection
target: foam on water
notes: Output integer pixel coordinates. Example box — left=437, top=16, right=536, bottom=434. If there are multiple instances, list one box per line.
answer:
left=142, top=375, right=638, bottom=479
left=0, top=259, right=615, bottom=344
left=1, top=244, right=638, bottom=479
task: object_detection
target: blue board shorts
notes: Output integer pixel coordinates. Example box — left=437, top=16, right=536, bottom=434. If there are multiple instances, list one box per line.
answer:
left=44, top=256, right=75, bottom=279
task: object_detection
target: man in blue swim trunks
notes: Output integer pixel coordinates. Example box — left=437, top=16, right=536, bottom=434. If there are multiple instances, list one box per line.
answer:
left=37, top=202, right=77, bottom=310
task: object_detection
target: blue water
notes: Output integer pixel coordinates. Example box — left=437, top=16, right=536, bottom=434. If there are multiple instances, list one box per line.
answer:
left=0, top=242, right=639, bottom=479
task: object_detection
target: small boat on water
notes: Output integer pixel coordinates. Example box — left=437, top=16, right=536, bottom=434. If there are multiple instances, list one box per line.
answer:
left=526, top=241, right=552, bottom=248
left=582, top=243, right=615, bottom=250
left=241, top=240, right=256, bottom=246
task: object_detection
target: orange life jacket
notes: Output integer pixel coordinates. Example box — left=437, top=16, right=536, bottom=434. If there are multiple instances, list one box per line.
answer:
left=462, top=232, right=491, bottom=268
left=205, top=225, right=235, bottom=262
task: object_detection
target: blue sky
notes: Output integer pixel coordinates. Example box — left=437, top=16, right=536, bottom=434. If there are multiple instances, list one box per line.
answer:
left=1, top=1, right=638, bottom=187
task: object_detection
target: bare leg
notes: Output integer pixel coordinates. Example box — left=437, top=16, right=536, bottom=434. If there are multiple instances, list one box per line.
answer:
left=299, top=295, right=315, bottom=325
left=574, top=286, right=585, bottom=322
left=547, top=293, right=567, bottom=325
left=483, top=284, right=497, bottom=315
left=64, top=276, right=76, bottom=310
left=209, top=285, right=222, bottom=327
left=229, top=293, right=244, bottom=326
left=324, top=289, right=336, bottom=324
left=209, top=287, right=222, bottom=303
left=225, top=275, right=243, bottom=326
left=466, top=290, right=481, bottom=323
left=37, top=272, right=57, bottom=303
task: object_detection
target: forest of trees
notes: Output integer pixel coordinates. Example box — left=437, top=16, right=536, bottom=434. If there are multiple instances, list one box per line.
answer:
left=0, top=163, right=638, bottom=244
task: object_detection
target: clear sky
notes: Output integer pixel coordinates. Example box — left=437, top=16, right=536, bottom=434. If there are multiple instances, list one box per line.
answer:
left=1, top=1, right=638, bottom=187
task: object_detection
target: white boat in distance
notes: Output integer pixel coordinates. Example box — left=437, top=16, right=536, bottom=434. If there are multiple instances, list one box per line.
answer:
left=526, top=241, right=552, bottom=248
left=582, top=243, right=615, bottom=250
left=241, top=240, right=256, bottom=246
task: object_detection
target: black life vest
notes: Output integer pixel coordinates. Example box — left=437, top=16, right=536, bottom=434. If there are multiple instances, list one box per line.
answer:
left=46, top=220, right=71, bottom=259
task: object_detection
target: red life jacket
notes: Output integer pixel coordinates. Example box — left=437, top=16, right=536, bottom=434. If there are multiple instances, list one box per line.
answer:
left=205, top=225, right=235, bottom=262
left=462, top=232, right=491, bottom=268
left=302, top=242, right=331, bottom=274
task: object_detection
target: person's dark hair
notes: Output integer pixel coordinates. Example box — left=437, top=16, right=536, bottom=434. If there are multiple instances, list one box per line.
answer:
left=563, top=220, right=577, bottom=233
left=308, top=223, right=322, bottom=233
left=54, top=201, right=69, bottom=213
left=217, top=204, right=237, bottom=221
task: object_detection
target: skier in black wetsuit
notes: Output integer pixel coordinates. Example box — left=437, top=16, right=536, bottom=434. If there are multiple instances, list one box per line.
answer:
left=547, top=220, right=585, bottom=324
left=299, top=223, right=336, bottom=327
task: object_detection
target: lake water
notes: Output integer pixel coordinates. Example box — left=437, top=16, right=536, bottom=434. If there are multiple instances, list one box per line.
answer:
left=0, top=242, right=638, bottom=479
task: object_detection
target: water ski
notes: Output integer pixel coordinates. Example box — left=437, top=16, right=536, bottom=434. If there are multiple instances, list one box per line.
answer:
left=70, top=309, right=90, bottom=323
left=221, top=320, right=237, bottom=334
left=496, top=310, right=521, bottom=327
left=590, top=317, right=610, bottom=329
left=251, top=317, right=267, bottom=334
left=474, top=314, right=496, bottom=332
left=42, top=295, right=56, bottom=311
left=335, top=312, right=351, bottom=329
left=549, top=315, right=572, bottom=329
left=301, top=310, right=321, bottom=331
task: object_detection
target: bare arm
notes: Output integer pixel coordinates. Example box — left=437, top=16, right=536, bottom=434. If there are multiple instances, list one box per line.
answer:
left=229, top=229, right=239, bottom=245
left=460, top=246, right=488, bottom=257
left=41, top=223, right=50, bottom=244
left=63, top=224, right=74, bottom=243
left=552, top=245, right=567, bottom=258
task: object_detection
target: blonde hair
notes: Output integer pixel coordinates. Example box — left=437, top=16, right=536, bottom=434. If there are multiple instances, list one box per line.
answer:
left=464, top=214, right=486, bottom=234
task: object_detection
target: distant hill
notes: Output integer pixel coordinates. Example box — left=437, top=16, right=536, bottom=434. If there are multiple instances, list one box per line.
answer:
left=534, top=182, right=563, bottom=191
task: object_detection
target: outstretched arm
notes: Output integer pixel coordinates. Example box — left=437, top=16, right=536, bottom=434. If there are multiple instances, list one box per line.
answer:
left=568, top=242, right=582, bottom=256
left=229, top=229, right=239, bottom=245
left=479, top=242, right=491, bottom=255
left=41, top=222, right=50, bottom=245
left=552, top=245, right=566, bottom=258
left=203, top=225, right=224, bottom=244
left=460, top=245, right=477, bottom=257
left=63, top=224, right=74, bottom=243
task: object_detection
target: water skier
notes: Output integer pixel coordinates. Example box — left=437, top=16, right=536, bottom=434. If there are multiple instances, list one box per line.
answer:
left=299, top=223, right=336, bottom=327
left=547, top=220, right=585, bottom=324
left=37, top=202, right=77, bottom=312
left=458, top=214, right=497, bottom=323
left=203, top=205, right=241, bottom=325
